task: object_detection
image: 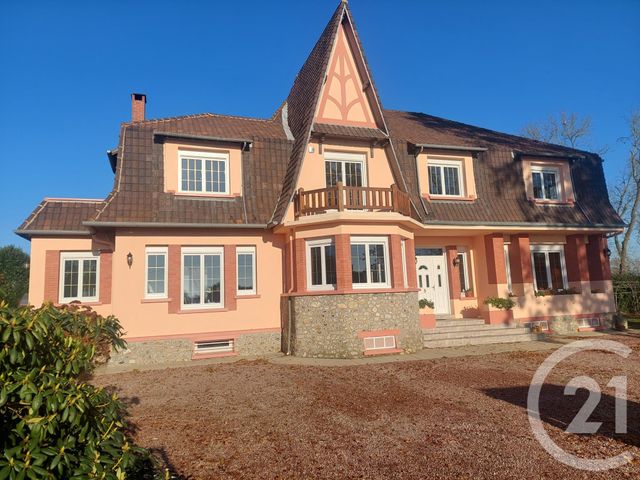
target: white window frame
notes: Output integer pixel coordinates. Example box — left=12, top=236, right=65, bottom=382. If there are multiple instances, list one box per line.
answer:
left=401, top=239, right=408, bottom=288
left=363, top=335, right=396, bottom=351
left=503, top=243, right=513, bottom=294
left=236, top=246, right=257, bottom=296
left=531, top=166, right=560, bottom=201
left=59, top=251, right=100, bottom=303
left=144, top=246, right=168, bottom=299
left=306, top=238, right=337, bottom=291
left=324, top=151, right=368, bottom=187
left=457, top=249, right=471, bottom=293
left=427, top=158, right=464, bottom=197
left=530, top=245, right=568, bottom=292
left=350, top=236, right=391, bottom=289
left=181, top=246, right=225, bottom=309
left=178, top=150, right=230, bottom=195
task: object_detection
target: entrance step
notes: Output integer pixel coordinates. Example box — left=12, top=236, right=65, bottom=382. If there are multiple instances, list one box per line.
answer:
left=435, top=318, right=485, bottom=328
left=424, top=318, right=543, bottom=348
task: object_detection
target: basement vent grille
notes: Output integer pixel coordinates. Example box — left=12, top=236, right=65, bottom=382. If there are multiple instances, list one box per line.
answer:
left=363, top=335, right=396, bottom=351
left=194, top=339, right=234, bottom=354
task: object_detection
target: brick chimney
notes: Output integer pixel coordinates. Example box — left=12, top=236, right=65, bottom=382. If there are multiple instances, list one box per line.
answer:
left=131, top=93, right=146, bottom=122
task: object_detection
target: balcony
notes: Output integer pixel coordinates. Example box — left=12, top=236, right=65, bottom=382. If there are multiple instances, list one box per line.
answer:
left=294, top=183, right=411, bottom=218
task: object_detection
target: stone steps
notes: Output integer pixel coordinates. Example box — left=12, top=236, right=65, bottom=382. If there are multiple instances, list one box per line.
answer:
left=424, top=317, right=543, bottom=349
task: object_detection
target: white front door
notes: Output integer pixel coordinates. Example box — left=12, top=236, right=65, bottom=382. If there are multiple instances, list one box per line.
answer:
left=416, top=248, right=450, bottom=315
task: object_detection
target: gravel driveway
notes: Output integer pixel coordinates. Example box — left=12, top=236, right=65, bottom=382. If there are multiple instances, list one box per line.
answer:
left=95, top=333, right=639, bottom=479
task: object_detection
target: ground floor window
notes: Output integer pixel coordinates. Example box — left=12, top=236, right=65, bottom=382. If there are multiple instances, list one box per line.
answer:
left=530, top=245, right=567, bottom=292
left=236, top=246, right=256, bottom=295
left=145, top=247, right=167, bottom=298
left=351, top=237, right=390, bottom=288
left=59, top=252, right=99, bottom=303
left=306, top=239, right=336, bottom=290
left=182, top=247, right=224, bottom=308
left=457, top=250, right=471, bottom=294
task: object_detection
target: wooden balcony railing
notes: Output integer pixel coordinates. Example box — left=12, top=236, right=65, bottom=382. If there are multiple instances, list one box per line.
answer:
left=294, top=183, right=411, bottom=218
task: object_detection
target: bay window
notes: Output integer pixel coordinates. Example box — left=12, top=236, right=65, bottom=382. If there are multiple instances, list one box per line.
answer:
left=351, top=237, right=390, bottom=288
left=531, top=245, right=568, bottom=292
left=59, top=252, right=99, bottom=303
left=182, top=247, right=224, bottom=308
left=306, top=239, right=337, bottom=290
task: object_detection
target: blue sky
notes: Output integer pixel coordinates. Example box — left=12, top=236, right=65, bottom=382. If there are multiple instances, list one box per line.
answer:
left=1, top=0, right=638, bottom=250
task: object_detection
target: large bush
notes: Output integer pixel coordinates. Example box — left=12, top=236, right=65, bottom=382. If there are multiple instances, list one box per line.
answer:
left=0, top=303, right=146, bottom=479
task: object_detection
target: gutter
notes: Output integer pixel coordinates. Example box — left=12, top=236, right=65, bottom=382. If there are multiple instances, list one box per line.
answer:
left=83, top=221, right=268, bottom=229
left=154, top=131, right=253, bottom=150
left=422, top=220, right=625, bottom=230
left=513, top=150, right=586, bottom=160
left=413, top=143, right=488, bottom=152
left=14, top=229, right=90, bottom=239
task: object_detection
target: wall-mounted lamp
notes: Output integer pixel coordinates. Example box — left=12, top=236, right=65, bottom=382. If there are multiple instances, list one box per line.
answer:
left=127, top=252, right=133, bottom=268
left=603, top=247, right=612, bottom=258
left=452, top=256, right=461, bottom=267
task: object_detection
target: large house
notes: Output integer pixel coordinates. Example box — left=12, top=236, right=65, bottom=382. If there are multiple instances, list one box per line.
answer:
left=17, top=1, right=623, bottom=362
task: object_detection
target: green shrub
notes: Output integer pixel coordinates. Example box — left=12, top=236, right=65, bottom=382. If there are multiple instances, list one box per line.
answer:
left=483, top=296, right=515, bottom=310
left=0, top=302, right=149, bottom=479
left=418, top=298, right=434, bottom=310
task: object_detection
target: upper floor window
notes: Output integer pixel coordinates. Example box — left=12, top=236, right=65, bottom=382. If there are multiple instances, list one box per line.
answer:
left=351, top=237, right=390, bottom=288
left=179, top=150, right=229, bottom=195
left=145, top=247, right=167, bottom=299
left=530, top=245, right=567, bottom=292
left=59, top=252, right=99, bottom=303
left=531, top=167, right=559, bottom=201
left=325, top=151, right=366, bottom=187
left=428, top=160, right=463, bottom=197
left=306, top=238, right=337, bottom=290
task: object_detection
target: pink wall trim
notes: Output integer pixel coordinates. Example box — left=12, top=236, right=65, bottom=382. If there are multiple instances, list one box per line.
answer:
left=363, top=348, right=402, bottom=356
left=420, top=313, right=436, bottom=329
left=516, top=312, right=611, bottom=323
left=124, top=327, right=281, bottom=343
left=357, top=328, right=400, bottom=338
left=140, top=298, right=172, bottom=304
left=192, top=351, right=239, bottom=360
left=282, top=287, right=419, bottom=298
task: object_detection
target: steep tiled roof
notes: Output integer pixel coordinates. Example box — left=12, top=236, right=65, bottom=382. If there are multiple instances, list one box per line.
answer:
left=16, top=199, right=104, bottom=237
left=17, top=1, right=624, bottom=236
left=386, top=110, right=623, bottom=227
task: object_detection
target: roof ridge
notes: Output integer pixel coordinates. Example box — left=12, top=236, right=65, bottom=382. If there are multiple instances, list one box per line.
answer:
left=385, top=109, right=596, bottom=156
left=43, top=197, right=104, bottom=203
left=121, top=111, right=277, bottom=127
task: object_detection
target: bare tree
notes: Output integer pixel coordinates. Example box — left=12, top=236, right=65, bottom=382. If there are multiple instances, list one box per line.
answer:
left=522, top=112, right=608, bottom=154
left=611, top=111, right=640, bottom=274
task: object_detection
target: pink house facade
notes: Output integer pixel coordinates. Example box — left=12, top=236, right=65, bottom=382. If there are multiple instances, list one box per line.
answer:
left=18, top=2, right=623, bottom=362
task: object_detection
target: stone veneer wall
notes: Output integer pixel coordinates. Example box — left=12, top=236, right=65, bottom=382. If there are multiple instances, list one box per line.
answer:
left=109, top=331, right=281, bottom=366
left=285, top=291, right=422, bottom=358
left=546, top=313, right=614, bottom=335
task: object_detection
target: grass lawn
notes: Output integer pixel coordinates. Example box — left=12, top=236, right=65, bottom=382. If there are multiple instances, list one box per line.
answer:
left=96, top=333, right=640, bottom=479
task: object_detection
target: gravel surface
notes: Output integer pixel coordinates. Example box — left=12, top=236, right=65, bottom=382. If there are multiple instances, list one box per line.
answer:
left=95, top=334, right=640, bottom=479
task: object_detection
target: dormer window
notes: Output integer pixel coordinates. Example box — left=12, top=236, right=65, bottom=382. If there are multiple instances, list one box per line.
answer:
left=178, top=150, right=229, bottom=195
left=531, top=167, right=559, bottom=201
left=428, top=160, right=463, bottom=197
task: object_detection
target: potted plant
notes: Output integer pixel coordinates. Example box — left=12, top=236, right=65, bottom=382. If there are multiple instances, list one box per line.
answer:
left=419, top=298, right=434, bottom=310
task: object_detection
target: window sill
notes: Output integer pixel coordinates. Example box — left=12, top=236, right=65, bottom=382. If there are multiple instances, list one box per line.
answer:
left=235, top=294, right=261, bottom=299
left=363, top=348, right=402, bottom=356
left=424, top=195, right=476, bottom=202
left=178, top=307, right=228, bottom=314
left=141, top=297, right=172, bottom=304
left=459, top=296, right=477, bottom=300
left=528, top=198, right=574, bottom=206
left=59, top=300, right=102, bottom=306
left=171, top=191, right=241, bottom=199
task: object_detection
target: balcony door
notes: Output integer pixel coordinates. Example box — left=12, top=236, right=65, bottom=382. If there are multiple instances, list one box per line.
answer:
left=325, top=151, right=367, bottom=209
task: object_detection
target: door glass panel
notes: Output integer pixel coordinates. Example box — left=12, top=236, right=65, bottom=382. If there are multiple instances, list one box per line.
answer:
left=416, top=248, right=443, bottom=256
